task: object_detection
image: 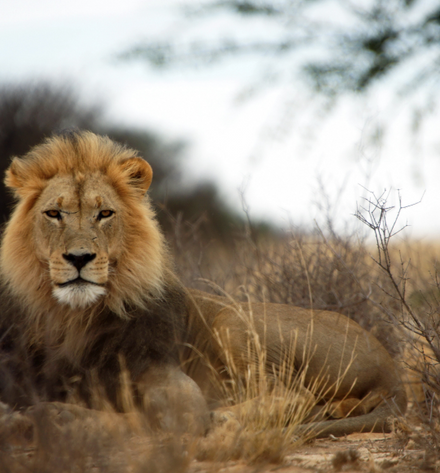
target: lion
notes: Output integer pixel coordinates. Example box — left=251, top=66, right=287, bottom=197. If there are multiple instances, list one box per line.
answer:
left=0, top=130, right=406, bottom=439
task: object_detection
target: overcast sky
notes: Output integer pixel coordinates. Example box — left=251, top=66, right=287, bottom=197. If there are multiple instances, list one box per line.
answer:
left=1, top=0, right=439, bottom=237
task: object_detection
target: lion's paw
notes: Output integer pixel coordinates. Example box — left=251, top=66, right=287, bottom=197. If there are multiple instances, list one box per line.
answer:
left=26, top=402, right=94, bottom=428
left=210, top=409, right=241, bottom=431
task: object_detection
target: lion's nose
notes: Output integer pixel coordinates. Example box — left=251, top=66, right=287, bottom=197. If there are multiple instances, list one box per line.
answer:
left=63, top=253, right=96, bottom=271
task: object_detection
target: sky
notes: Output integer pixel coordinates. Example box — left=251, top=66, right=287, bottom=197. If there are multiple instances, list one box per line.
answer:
left=1, top=0, right=439, bottom=238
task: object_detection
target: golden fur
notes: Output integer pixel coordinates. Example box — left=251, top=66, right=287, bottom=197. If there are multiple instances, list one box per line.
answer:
left=1, top=132, right=170, bottom=352
left=0, top=131, right=407, bottom=438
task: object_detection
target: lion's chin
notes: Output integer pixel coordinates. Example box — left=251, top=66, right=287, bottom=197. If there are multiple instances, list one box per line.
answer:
left=53, top=282, right=107, bottom=309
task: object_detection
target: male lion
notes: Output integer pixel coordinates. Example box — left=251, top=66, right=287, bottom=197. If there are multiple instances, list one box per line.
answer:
left=0, top=131, right=406, bottom=438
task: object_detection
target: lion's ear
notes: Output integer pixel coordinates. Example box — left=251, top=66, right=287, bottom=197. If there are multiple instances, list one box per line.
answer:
left=120, top=157, right=153, bottom=194
left=4, top=158, right=27, bottom=198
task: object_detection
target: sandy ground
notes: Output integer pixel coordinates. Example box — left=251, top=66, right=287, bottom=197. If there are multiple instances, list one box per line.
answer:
left=0, top=403, right=436, bottom=472
left=189, top=432, right=420, bottom=473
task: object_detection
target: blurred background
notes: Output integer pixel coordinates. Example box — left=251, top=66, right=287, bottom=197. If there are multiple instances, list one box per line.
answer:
left=4, top=3, right=440, bottom=464
left=1, top=0, right=440, bottom=239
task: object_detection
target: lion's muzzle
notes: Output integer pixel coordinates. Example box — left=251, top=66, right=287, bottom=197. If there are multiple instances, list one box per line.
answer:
left=51, top=250, right=108, bottom=309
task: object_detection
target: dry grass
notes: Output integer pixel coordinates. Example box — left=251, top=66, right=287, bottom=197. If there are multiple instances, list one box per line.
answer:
left=3, top=205, right=440, bottom=470
left=355, top=190, right=440, bottom=460
left=192, top=293, right=318, bottom=464
left=170, top=218, right=403, bottom=357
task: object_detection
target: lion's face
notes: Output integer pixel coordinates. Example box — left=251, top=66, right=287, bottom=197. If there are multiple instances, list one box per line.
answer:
left=35, top=173, right=126, bottom=308
left=1, top=132, right=167, bottom=316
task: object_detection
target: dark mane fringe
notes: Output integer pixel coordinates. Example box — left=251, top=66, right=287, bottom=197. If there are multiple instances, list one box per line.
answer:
left=0, top=281, right=189, bottom=411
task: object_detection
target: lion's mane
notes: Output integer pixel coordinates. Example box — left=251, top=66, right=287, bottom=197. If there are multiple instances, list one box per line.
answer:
left=2, top=131, right=169, bottom=317
left=0, top=131, right=187, bottom=409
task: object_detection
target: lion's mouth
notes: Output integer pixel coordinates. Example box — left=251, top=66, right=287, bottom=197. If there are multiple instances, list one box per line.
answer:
left=57, top=278, right=104, bottom=288
left=53, top=278, right=107, bottom=308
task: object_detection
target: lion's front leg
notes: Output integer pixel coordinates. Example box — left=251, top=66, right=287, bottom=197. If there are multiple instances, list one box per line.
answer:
left=137, top=364, right=210, bottom=435
left=17, top=365, right=211, bottom=442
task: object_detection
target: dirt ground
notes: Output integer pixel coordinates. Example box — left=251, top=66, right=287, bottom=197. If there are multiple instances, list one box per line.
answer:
left=1, top=402, right=436, bottom=473
left=187, top=402, right=436, bottom=473
left=190, top=432, right=419, bottom=473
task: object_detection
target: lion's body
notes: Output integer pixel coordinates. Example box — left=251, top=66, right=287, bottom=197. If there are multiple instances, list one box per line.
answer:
left=185, top=290, right=407, bottom=436
left=0, top=131, right=406, bottom=438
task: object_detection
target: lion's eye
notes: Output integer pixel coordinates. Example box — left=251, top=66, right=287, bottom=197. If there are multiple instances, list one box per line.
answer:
left=97, top=210, right=114, bottom=220
left=45, top=210, right=61, bottom=220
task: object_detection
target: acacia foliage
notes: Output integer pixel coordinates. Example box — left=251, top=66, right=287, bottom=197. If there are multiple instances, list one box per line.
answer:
left=122, top=0, right=440, bottom=96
